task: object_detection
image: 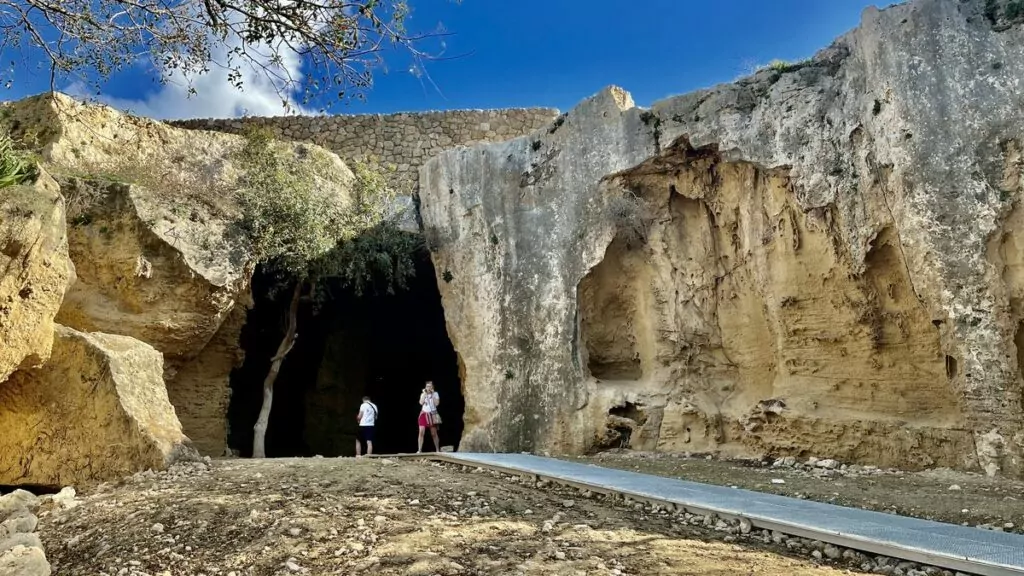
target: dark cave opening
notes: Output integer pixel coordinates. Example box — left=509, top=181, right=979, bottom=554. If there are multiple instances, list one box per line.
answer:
left=227, top=244, right=464, bottom=457
left=0, top=484, right=60, bottom=496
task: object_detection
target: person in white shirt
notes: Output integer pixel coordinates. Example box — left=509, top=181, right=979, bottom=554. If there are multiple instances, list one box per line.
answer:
left=356, top=395, right=378, bottom=457
left=417, top=381, right=441, bottom=453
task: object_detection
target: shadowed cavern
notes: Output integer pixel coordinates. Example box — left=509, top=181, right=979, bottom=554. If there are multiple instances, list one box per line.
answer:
left=227, top=244, right=464, bottom=457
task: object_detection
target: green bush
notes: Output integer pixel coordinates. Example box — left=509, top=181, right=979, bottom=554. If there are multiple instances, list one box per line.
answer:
left=233, top=128, right=419, bottom=297
left=0, top=128, right=37, bottom=188
left=233, top=126, right=347, bottom=278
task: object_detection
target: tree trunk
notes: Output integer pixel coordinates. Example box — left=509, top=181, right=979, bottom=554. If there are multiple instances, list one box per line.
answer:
left=252, top=281, right=303, bottom=458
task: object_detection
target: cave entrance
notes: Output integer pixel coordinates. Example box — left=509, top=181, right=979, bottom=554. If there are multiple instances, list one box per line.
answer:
left=227, top=243, right=464, bottom=457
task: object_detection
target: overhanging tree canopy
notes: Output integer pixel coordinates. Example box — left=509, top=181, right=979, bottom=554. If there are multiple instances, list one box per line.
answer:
left=0, top=0, right=456, bottom=110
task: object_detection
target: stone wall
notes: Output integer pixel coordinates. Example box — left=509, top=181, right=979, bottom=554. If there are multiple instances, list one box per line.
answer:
left=171, top=108, right=560, bottom=194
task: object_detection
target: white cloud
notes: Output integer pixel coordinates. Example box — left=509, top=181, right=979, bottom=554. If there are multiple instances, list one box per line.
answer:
left=67, top=34, right=311, bottom=120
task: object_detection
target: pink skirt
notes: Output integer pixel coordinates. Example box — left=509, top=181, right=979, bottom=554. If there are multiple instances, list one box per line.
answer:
left=418, top=412, right=436, bottom=427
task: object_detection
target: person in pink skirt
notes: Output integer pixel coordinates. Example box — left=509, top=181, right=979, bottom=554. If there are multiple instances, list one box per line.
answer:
left=417, top=381, right=441, bottom=453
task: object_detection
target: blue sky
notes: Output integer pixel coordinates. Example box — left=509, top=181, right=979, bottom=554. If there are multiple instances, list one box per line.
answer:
left=7, top=0, right=888, bottom=119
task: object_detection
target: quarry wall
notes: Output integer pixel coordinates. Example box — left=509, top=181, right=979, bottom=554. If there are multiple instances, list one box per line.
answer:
left=420, top=0, right=1024, bottom=476
left=4, top=0, right=1024, bottom=488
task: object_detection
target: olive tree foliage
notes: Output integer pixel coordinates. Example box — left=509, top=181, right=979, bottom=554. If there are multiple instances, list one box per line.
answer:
left=233, top=127, right=421, bottom=457
left=234, top=126, right=348, bottom=279
left=0, top=0, right=458, bottom=109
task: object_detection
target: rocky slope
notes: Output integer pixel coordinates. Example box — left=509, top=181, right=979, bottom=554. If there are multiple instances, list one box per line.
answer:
left=419, top=0, right=1024, bottom=475
left=38, top=457, right=855, bottom=576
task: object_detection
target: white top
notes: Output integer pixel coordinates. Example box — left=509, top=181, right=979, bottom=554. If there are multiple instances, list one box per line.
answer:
left=358, top=401, right=378, bottom=426
left=421, top=391, right=439, bottom=414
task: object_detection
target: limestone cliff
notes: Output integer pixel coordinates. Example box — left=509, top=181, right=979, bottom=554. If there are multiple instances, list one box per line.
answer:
left=420, top=0, right=1024, bottom=475
left=3, top=93, right=259, bottom=362
left=1, top=94, right=353, bottom=455
left=0, top=172, right=71, bottom=383
left=0, top=325, right=193, bottom=487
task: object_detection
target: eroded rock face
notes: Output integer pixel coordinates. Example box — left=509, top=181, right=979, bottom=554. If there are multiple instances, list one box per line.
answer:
left=54, top=177, right=248, bottom=361
left=579, top=154, right=976, bottom=470
left=1, top=93, right=353, bottom=454
left=420, top=0, right=1024, bottom=475
left=2, top=93, right=268, bottom=362
left=0, top=173, right=72, bottom=383
left=421, top=87, right=652, bottom=452
left=0, top=325, right=194, bottom=486
left=164, top=300, right=250, bottom=456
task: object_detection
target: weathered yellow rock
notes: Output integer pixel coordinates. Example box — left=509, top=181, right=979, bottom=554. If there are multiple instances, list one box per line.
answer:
left=53, top=177, right=247, bottom=360
left=2, top=93, right=353, bottom=454
left=3, top=93, right=262, bottom=360
left=0, top=172, right=72, bottom=383
left=165, top=300, right=251, bottom=456
left=0, top=325, right=194, bottom=487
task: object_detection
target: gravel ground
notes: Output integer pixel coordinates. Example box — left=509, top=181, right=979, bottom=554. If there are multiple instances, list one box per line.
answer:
left=572, top=451, right=1024, bottom=532
left=36, top=456, right=857, bottom=576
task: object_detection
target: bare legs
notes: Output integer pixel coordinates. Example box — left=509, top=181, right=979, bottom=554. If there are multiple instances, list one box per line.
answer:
left=417, top=425, right=440, bottom=453
left=356, top=435, right=373, bottom=457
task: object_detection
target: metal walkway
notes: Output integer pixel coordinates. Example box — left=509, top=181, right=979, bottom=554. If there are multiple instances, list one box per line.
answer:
left=421, top=452, right=1024, bottom=576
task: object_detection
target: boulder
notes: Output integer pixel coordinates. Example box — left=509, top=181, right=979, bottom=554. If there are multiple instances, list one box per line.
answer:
left=0, top=545, right=49, bottom=576
left=0, top=172, right=72, bottom=383
left=0, top=533, right=43, bottom=556
left=0, top=325, right=195, bottom=486
left=54, top=177, right=248, bottom=361
left=419, top=0, right=1024, bottom=474
left=0, top=488, right=48, bottom=576
left=0, top=490, right=39, bottom=519
left=1, top=92, right=269, bottom=362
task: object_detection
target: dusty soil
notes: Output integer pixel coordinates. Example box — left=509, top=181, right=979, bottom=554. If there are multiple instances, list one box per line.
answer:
left=36, top=457, right=855, bottom=576
left=574, top=452, right=1024, bottom=531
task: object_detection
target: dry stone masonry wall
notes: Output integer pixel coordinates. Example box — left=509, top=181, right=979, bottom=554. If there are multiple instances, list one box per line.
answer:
left=171, top=108, right=560, bottom=194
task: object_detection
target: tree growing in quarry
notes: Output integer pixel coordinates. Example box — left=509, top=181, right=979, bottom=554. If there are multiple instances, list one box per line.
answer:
left=234, top=127, right=420, bottom=458
left=0, top=0, right=456, bottom=110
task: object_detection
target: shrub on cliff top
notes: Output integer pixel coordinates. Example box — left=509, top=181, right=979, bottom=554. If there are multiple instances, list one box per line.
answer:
left=0, top=128, right=37, bottom=188
left=234, top=126, right=348, bottom=278
left=234, top=126, right=418, bottom=293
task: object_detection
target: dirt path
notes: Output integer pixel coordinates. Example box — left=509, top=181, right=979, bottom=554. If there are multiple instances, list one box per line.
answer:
left=573, top=452, right=1024, bottom=532
left=36, top=457, right=855, bottom=576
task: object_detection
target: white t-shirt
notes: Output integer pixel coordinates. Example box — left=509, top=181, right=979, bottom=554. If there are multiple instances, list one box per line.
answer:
left=421, top=391, right=439, bottom=414
left=359, top=401, right=378, bottom=426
